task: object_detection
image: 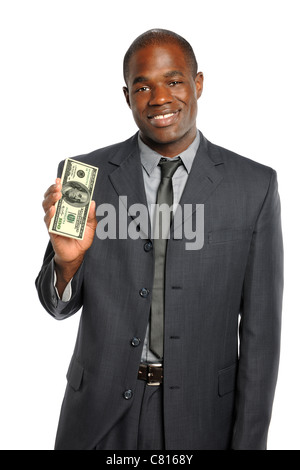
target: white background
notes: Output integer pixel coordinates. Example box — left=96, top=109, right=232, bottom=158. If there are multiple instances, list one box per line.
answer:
left=0, top=0, right=299, bottom=450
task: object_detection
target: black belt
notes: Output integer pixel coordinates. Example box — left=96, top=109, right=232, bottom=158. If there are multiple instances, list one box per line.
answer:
left=138, top=363, right=163, bottom=386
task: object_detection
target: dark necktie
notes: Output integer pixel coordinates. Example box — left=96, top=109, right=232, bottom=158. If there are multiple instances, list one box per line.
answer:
left=150, top=157, right=183, bottom=359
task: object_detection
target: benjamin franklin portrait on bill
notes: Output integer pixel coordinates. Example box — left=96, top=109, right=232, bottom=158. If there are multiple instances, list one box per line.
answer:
left=62, top=181, right=90, bottom=207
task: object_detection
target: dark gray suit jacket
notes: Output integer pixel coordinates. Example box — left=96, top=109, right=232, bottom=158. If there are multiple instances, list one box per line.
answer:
left=36, top=132, right=283, bottom=450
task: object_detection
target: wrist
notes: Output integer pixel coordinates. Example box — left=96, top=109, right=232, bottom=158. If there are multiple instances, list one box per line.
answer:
left=54, top=254, right=84, bottom=284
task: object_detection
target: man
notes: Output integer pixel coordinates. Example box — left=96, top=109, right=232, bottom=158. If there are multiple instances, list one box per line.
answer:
left=36, top=29, right=283, bottom=450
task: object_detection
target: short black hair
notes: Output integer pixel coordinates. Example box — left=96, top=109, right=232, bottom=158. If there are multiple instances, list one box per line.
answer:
left=123, top=28, right=198, bottom=85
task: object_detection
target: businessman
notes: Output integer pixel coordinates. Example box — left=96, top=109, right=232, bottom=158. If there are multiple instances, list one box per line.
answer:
left=36, top=29, right=283, bottom=450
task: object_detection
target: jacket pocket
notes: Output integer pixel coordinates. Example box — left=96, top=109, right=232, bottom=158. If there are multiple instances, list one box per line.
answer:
left=208, top=227, right=252, bottom=244
left=66, top=356, right=84, bottom=391
left=218, top=363, right=238, bottom=397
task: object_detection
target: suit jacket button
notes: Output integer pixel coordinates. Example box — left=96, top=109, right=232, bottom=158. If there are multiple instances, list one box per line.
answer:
left=131, top=337, right=141, bottom=347
left=139, top=288, right=149, bottom=298
left=144, top=240, right=153, bottom=252
left=123, top=389, right=133, bottom=400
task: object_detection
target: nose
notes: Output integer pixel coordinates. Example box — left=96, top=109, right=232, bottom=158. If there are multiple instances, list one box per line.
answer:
left=148, top=85, right=173, bottom=106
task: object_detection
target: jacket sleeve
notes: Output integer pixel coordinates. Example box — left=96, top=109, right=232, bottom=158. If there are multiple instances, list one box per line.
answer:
left=232, top=169, right=284, bottom=450
left=35, top=159, right=84, bottom=320
left=35, top=240, right=84, bottom=320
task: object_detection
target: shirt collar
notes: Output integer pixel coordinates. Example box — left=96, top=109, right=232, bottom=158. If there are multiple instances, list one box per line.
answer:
left=138, top=130, right=200, bottom=176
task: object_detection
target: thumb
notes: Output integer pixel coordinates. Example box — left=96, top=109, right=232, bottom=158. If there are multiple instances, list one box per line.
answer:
left=88, top=200, right=96, bottom=217
left=86, top=201, right=97, bottom=234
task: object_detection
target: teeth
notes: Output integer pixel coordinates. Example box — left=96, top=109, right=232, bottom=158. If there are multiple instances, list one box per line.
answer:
left=153, top=113, right=175, bottom=120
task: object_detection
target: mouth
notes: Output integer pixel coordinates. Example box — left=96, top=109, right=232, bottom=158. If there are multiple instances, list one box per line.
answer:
left=147, top=110, right=180, bottom=127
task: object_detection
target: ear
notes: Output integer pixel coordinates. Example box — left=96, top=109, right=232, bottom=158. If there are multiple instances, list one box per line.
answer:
left=123, top=86, right=131, bottom=109
left=195, top=72, right=204, bottom=99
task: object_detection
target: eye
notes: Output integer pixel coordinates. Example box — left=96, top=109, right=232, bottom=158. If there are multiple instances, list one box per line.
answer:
left=169, top=81, right=183, bottom=87
left=135, top=86, right=150, bottom=93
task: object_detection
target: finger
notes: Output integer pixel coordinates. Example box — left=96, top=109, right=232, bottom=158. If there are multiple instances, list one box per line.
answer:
left=87, top=200, right=96, bottom=220
left=86, top=201, right=97, bottom=231
left=44, top=206, right=56, bottom=229
left=44, top=180, right=62, bottom=199
left=42, top=190, right=62, bottom=213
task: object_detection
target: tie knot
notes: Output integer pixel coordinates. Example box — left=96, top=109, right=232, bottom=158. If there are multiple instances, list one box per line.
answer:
left=158, top=157, right=182, bottom=179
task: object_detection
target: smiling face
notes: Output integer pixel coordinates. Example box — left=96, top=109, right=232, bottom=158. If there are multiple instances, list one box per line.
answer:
left=123, top=43, right=203, bottom=157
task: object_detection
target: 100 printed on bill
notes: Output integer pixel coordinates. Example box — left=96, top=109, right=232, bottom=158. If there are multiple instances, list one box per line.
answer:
left=49, top=159, right=98, bottom=240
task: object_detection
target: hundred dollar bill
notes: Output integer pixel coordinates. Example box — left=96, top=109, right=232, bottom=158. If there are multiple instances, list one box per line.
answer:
left=49, top=159, right=98, bottom=240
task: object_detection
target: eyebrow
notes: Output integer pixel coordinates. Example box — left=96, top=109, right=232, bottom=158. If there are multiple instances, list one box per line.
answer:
left=132, top=76, right=149, bottom=86
left=163, top=70, right=184, bottom=78
left=132, top=70, right=185, bottom=86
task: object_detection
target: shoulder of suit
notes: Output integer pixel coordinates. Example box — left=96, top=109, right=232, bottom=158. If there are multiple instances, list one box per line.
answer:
left=61, top=133, right=138, bottom=168
left=206, top=138, right=276, bottom=180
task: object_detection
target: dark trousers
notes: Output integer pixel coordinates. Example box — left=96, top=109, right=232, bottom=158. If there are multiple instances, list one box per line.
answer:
left=95, top=380, right=164, bottom=450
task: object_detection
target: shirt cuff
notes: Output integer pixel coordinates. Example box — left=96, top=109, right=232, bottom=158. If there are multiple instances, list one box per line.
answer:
left=53, top=270, right=73, bottom=302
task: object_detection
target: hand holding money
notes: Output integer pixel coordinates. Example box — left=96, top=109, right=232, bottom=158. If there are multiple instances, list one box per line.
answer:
left=42, top=159, right=98, bottom=296
left=49, top=159, right=98, bottom=240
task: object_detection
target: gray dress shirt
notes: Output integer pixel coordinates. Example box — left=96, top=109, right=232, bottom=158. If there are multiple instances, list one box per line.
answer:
left=55, top=130, right=201, bottom=364
left=138, top=131, right=200, bottom=363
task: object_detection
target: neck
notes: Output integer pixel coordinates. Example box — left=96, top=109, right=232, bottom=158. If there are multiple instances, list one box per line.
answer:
left=140, top=127, right=197, bottom=158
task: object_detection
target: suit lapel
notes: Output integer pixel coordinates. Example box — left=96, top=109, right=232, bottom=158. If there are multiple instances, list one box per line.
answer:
left=107, top=132, right=224, bottom=239
left=108, top=134, right=151, bottom=239
left=173, top=132, right=224, bottom=232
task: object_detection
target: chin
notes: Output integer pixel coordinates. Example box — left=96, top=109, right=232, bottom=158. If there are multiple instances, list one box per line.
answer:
left=146, top=127, right=185, bottom=145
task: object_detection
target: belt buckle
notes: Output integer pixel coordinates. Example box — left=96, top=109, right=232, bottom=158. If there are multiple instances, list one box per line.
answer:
left=147, top=363, right=162, bottom=386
